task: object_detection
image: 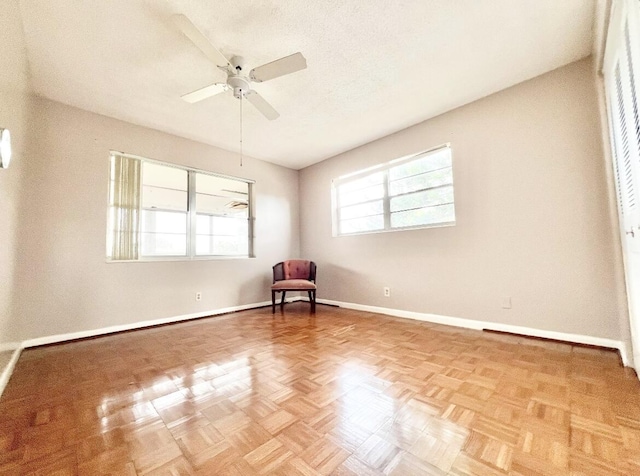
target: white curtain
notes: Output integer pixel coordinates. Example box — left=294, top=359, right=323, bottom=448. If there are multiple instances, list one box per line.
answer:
left=108, top=154, right=141, bottom=260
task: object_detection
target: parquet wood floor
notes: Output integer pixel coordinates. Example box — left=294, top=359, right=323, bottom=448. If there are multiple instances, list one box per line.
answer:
left=1, top=302, right=639, bottom=475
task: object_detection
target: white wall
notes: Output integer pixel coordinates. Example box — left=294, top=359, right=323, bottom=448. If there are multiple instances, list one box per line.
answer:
left=0, top=0, right=31, bottom=347
left=12, top=98, right=300, bottom=341
left=299, top=58, right=627, bottom=341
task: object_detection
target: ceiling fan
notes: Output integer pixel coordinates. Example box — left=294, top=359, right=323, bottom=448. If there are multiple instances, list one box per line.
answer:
left=173, top=14, right=307, bottom=120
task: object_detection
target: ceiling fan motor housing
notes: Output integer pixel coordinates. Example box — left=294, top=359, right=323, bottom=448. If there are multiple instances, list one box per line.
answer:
left=228, top=56, right=250, bottom=98
left=228, top=75, right=251, bottom=99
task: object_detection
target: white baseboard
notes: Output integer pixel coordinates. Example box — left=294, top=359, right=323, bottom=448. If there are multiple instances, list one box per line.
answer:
left=316, top=298, right=633, bottom=368
left=3, top=300, right=292, bottom=398
left=3, top=297, right=632, bottom=398
left=0, top=341, right=21, bottom=353
left=18, top=297, right=308, bottom=350
left=0, top=345, right=23, bottom=398
left=21, top=300, right=279, bottom=348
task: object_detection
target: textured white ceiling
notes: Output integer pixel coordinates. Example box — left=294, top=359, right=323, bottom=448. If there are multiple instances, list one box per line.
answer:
left=18, top=0, right=596, bottom=169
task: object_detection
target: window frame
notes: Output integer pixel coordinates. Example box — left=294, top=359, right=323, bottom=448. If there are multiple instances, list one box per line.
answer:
left=331, top=144, right=455, bottom=237
left=107, top=151, right=255, bottom=262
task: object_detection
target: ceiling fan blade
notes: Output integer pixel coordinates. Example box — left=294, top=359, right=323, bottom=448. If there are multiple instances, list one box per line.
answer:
left=245, top=90, right=279, bottom=120
left=249, top=52, right=307, bottom=83
left=172, top=14, right=231, bottom=68
left=181, top=83, right=229, bottom=103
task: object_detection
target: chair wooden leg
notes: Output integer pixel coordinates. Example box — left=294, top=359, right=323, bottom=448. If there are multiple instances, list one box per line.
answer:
left=280, top=291, right=286, bottom=307
left=272, top=290, right=276, bottom=313
left=309, top=290, right=316, bottom=312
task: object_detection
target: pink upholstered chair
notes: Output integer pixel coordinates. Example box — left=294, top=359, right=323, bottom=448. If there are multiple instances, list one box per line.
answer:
left=271, top=260, right=317, bottom=313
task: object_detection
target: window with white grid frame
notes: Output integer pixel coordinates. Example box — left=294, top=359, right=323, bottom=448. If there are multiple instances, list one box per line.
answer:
left=195, top=173, right=250, bottom=257
left=107, top=153, right=254, bottom=260
left=332, top=146, right=455, bottom=236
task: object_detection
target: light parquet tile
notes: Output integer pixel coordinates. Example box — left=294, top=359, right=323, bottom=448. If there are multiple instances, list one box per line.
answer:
left=259, top=409, right=298, bottom=435
left=387, top=450, right=447, bottom=476
left=462, top=430, right=513, bottom=472
left=355, top=433, right=401, bottom=471
left=244, top=438, right=293, bottom=474
left=274, top=456, right=320, bottom=476
left=299, top=436, right=350, bottom=475
left=1, top=302, right=638, bottom=475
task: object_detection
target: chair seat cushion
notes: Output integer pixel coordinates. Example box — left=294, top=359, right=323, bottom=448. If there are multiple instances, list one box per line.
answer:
left=272, top=279, right=317, bottom=291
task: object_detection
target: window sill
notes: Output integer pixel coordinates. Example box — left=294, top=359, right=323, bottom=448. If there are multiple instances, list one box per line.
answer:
left=106, top=255, right=255, bottom=263
left=334, top=220, right=455, bottom=237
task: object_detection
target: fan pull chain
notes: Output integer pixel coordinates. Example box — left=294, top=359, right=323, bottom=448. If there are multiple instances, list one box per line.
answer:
left=240, top=94, right=244, bottom=167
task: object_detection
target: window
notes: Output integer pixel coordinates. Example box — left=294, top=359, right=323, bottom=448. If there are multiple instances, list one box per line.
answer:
left=140, top=162, right=188, bottom=256
left=194, top=173, right=249, bottom=256
left=332, top=145, right=455, bottom=236
left=107, top=153, right=253, bottom=260
left=605, top=0, right=640, bottom=224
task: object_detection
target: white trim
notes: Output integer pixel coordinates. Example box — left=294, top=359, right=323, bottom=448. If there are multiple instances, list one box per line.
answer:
left=593, top=0, right=612, bottom=74
left=0, top=341, right=21, bottom=353
left=316, top=299, right=633, bottom=368
left=334, top=143, right=451, bottom=181
left=109, top=150, right=256, bottom=184
left=0, top=345, right=23, bottom=398
left=4, top=297, right=633, bottom=397
left=106, top=255, right=255, bottom=263
left=286, top=296, right=305, bottom=302
left=21, top=300, right=283, bottom=348
left=332, top=146, right=455, bottom=238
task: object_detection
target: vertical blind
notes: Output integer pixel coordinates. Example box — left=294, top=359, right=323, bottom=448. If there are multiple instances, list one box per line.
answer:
left=606, top=0, right=640, bottom=221
left=108, top=154, right=141, bottom=260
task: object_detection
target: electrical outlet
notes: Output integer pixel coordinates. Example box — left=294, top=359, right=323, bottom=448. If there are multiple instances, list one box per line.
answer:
left=195, top=292, right=202, bottom=302
left=501, top=296, right=511, bottom=309
left=384, top=287, right=391, bottom=297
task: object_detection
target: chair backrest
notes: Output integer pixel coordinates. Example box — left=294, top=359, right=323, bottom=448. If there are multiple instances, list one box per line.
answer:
left=273, top=260, right=316, bottom=282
